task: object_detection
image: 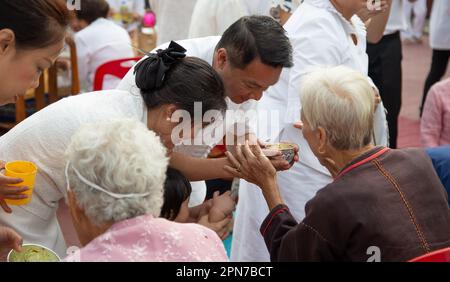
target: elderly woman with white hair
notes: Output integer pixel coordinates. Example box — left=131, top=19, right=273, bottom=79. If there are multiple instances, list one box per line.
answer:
left=63, top=119, right=228, bottom=262
left=226, top=66, right=450, bottom=262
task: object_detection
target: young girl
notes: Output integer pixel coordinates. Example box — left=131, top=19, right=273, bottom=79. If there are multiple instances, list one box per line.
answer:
left=161, top=168, right=236, bottom=239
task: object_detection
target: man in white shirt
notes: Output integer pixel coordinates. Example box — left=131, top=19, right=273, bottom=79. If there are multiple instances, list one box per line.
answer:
left=118, top=16, right=294, bottom=206
left=367, top=0, right=407, bottom=149
left=421, top=0, right=450, bottom=113
left=72, top=0, right=135, bottom=92
left=231, top=0, right=390, bottom=262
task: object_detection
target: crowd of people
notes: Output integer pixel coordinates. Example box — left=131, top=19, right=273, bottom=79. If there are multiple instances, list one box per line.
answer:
left=0, top=0, right=449, bottom=262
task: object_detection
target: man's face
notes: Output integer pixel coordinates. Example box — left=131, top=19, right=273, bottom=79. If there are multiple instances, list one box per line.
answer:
left=214, top=48, right=283, bottom=104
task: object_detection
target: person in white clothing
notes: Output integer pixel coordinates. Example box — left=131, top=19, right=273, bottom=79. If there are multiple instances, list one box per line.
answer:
left=231, top=0, right=391, bottom=262
left=118, top=16, right=295, bottom=207
left=188, top=0, right=246, bottom=38
left=402, top=0, right=426, bottom=43
left=149, top=0, right=198, bottom=46
left=0, top=46, right=230, bottom=258
left=421, top=0, right=450, bottom=114
left=71, top=0, right=135, bottom=92
left=367, top=0, right=407, bottom=149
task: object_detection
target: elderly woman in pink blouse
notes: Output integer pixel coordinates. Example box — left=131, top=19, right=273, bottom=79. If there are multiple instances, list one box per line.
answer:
left=63, top=119, right=228, bottom=262
left=421, top=78, right=450, bottom=147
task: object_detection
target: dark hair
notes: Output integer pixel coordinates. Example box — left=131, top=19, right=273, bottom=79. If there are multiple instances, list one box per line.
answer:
left=135, top=46, right=227, bottom=117
left=75, top=0, right=109, bottom=24
left=160, top=168, right=192, bottom=221
left=216, top=15, right=293, bottom=69
left=0, top=0, right=69, bottom=50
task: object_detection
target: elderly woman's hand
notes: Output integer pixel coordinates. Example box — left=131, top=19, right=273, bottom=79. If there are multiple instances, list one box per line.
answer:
left=225, top=141, right=277, bottom=188
left=0, top=226, right=22, bottom=261
left=225, top=141, right=284, bottom=210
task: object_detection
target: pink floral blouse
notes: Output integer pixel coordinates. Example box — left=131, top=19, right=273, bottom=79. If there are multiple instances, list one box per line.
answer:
left=64, top=214, right=228, bottom=262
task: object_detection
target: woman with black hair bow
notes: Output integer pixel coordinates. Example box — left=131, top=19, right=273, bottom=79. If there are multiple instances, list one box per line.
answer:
left=0, top=42, right=228, bottom=258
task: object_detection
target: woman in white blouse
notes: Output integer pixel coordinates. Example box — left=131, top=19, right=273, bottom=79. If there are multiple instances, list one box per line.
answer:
left=231, top=0, right=391, bottom=262
left=0, top=44, right=228, bottom=258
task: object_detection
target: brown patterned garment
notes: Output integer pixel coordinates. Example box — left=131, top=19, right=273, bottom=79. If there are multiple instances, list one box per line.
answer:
left=261, top=147, right=450, bottom=262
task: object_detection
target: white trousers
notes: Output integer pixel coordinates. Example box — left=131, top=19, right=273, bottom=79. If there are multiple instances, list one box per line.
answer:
left=402, top=0, right=427, bottom=39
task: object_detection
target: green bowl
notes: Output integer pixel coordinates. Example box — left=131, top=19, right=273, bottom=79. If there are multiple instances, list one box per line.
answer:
left=7, top=244, right=60, bottom=262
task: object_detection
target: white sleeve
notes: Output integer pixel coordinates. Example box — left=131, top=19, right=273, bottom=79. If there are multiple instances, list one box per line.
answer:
left=285, top=18, right=343, bottom=123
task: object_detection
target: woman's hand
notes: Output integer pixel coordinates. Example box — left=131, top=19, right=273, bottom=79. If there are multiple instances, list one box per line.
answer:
left=0, top=226, right=22, bottom=261
left=0, top=161, right=28, bottom=213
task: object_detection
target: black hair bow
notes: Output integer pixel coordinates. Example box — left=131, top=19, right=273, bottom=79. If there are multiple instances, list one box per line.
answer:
left=134, top=41, right=187, bottom=91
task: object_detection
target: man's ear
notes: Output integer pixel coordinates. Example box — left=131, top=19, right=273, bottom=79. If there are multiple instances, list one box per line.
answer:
left=214, top=48, right=228, bottom=70
left=0, top=29, right=15, bottom=56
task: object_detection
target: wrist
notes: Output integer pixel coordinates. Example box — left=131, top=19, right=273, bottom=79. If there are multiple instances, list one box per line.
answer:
left=261, top=180, right=283, bottom=210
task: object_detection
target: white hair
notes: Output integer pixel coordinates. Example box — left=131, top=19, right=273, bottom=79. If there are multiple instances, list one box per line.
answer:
left=300, top=66, right=375, bottom=150
left=65, top=119, right=169, bottom=225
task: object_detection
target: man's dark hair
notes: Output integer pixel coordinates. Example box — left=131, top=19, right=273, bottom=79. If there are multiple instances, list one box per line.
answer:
left=75, top=0, right=109, bottom=24
left=216, top=15, right=293, bottom=69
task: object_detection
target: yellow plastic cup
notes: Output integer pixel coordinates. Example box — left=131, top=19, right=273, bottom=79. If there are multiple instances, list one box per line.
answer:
left=3, top=161, right=38, bottom=206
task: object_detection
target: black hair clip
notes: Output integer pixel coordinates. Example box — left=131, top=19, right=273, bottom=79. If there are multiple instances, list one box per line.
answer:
left=134, top=41, right=187, bottom=91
